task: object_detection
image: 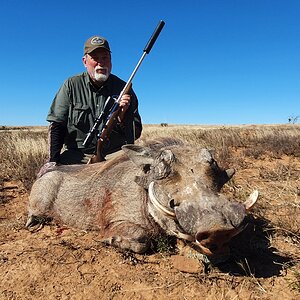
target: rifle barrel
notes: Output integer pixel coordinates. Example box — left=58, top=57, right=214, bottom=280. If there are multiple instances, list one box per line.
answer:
left=115, top=20, right=165, bottom=106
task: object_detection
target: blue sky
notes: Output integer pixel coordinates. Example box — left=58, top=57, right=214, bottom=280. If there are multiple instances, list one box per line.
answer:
left=0, top=0, right=299, bottom=125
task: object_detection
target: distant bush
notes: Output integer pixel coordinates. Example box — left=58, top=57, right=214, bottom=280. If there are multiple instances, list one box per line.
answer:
left=288, top=115, right=299, bottom=124
left=160, top=123, right=168, bottom=127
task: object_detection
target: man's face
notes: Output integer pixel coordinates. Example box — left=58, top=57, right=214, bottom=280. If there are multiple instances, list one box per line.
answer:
left=83, top=48, right=112, bottom=84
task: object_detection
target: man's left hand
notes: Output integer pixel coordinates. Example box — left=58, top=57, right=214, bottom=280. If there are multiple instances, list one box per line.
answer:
left=119, top=94, right=131, bottom=112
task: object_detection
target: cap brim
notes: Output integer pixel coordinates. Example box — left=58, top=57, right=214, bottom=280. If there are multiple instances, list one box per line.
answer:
left=85, top=46, right=111, bottom=55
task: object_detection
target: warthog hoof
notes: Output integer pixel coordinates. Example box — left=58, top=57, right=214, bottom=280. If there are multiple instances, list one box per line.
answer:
left=25, top=215, right=52, bottom=232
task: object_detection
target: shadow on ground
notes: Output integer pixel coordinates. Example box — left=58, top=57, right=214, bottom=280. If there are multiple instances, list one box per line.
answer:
left=216, top=216, right=294, bottom=278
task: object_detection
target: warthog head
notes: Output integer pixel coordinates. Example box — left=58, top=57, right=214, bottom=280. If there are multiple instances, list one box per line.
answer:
left=123, top=139, right=258, bottom=256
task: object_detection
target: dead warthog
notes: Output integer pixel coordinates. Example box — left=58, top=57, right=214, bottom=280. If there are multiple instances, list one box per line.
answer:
left=26, top=139, right=258, bottom=256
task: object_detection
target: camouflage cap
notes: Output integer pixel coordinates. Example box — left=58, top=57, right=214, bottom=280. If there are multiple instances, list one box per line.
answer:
left=84, top=36, right=111, bottom=55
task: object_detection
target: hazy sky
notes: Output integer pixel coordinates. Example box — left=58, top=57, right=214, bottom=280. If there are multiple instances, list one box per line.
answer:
left=0, top=0, right=299, bottom=125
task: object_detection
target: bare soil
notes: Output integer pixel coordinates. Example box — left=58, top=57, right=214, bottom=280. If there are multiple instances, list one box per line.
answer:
left=0, top=153, right=299, bottom=300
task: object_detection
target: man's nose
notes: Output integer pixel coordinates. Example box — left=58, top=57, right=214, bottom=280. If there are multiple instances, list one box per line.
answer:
left=96, top=58, right=106, bottom=65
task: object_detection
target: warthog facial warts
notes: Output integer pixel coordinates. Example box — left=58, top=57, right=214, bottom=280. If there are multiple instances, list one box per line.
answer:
left=26, top=139, right=258, bottom=256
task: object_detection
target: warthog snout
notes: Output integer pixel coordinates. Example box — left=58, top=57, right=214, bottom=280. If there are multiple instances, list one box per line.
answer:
left=173, top=191, right=258, bottom=256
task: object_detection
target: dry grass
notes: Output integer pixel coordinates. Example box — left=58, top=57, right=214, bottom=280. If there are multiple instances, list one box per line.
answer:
left=0, top=128, right=48, bottom=189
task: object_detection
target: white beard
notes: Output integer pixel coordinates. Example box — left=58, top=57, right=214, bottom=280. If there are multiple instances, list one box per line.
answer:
left=93, top=66, right=110, bottom=83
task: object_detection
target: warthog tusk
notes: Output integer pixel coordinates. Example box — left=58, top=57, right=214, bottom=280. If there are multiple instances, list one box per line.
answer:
left=170, top=230, right=194, bottom=242
left=244, top=190, right=259, bottom=210
left=148, top=182, right=176, bottom=219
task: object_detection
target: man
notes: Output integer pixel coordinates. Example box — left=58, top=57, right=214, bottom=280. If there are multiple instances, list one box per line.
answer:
left=47, top=35, right=142, bottom=164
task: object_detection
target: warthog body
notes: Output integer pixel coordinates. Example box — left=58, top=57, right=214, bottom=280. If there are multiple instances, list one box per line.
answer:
left=27, top=139, right=257, bottom=255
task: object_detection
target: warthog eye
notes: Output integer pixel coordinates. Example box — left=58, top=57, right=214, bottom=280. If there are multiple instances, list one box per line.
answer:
left=142, top=164, right=151, bottom=173
left=190, top=168, right=194, bottom=173
left=169, top=199, right=176, bottom=209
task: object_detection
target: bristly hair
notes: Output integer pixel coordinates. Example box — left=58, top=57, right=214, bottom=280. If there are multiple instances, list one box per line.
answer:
left=138, top=137, right=185, bottom=151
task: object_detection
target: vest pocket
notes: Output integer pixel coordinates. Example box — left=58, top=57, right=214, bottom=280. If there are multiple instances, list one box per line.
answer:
left=72, top=104, right=91, bottom=132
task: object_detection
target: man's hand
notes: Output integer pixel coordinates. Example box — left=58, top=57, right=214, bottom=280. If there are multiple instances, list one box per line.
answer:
left=119, top=93, right=131, bottom=112
left=37, top=162, right=58, bottom=178
left=118, top=93, right=131, bottom=122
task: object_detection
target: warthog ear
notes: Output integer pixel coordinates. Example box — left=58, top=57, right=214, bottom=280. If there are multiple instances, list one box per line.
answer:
left=198, top=149, right=213, bottom=163
left=122, top=145, right=155, bottom=167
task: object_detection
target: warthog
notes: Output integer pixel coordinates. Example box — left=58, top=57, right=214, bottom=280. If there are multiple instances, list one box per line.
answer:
left=26, top=139, right=258, bottom=256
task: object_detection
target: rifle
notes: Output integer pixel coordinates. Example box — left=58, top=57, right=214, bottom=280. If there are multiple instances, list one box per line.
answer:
left=83, top=20, right=165, bottom=163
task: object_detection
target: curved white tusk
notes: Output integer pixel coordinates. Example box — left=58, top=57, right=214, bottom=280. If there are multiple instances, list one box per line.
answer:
left=170, top=230, right=194, bottom=241
left=148, top=182, right=176, bottom=219
left=244, top=190, right=259, bottom=210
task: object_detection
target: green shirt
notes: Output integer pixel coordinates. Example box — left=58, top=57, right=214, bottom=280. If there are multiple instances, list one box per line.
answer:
left=47, top=72, right=142, bottom=155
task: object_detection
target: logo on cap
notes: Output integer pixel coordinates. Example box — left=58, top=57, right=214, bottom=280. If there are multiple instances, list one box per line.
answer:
left=91, top=37, right=105, bottom=45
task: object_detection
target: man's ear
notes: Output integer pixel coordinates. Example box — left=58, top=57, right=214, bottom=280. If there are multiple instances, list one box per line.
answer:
left=82, top=55, right=87, bottom=68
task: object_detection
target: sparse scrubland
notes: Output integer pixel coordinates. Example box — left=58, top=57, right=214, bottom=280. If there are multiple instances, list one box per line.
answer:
left=0, top=124, right=299, bottom=299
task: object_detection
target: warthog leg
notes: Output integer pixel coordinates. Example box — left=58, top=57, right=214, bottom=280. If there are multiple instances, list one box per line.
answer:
left=100, top=224, right=151, bottom=253
left=101, top=236, right=150, bottom=253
